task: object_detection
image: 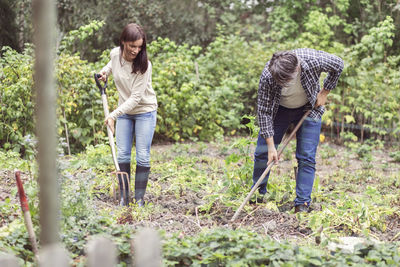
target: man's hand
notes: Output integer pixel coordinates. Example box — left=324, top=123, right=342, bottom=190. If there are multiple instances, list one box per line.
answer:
left=268, top=146, right=279, bottom=165
left=316, top=88, right=330, bottom=107
left=105, top=117, right=115, bottom=134
left=266, top=137, right=279, bottom=165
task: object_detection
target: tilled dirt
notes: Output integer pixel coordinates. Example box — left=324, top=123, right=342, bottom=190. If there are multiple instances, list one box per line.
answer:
left=108, top=140, right=400, bottom=242
left=111, top=191, right=310, bottom=242
left=0, top=170, right=22, bottom=228
left=2, top=139, right=400, bottom=243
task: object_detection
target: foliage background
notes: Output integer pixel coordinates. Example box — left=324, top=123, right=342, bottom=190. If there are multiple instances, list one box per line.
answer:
left=1, top=1, right=400, bottom=266
left=1, top=0, right=399, bottom=154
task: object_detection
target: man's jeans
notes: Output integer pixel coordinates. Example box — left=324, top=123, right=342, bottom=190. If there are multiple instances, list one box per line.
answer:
left=116, top=111, right=157, bottom=167
left=252, top=105, right=321, bottom=206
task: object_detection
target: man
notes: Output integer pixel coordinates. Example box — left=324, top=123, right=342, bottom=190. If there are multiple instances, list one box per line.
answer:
left=252, top=48, right=344, bottom=213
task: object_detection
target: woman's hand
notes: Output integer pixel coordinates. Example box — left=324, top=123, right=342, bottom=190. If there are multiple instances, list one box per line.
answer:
left=99, top=71, right=107, bottom=82
left=105, top=117, right=115, bottom=134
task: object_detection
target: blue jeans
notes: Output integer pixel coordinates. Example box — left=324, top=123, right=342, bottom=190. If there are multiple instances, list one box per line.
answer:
left=252, top=105, right=321, bottom=206
left=116, top=111, right=157, bottom=167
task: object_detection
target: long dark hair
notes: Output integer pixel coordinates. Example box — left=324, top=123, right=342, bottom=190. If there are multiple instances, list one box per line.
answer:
left=119, top=23, right=148, bottom=74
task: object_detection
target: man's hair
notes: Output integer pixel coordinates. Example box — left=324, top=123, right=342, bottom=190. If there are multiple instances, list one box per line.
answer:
left=268, top=51, right=299, bottom=86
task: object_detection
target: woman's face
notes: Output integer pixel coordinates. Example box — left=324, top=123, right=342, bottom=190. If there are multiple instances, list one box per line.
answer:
left=122, top=39, right=143, bottom=62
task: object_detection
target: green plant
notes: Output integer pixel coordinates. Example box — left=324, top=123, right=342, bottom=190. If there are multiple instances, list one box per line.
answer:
left=223, top=118, right=257, bottom=197
left=2, top=17, right=400, bottom=154
left=163, top=228, right=400, bottom=266
left=319, top=143, right=337, bottom=164
left=58, top=20, right=105, bottom=54
left=356, top=143, right=373, bottom=162
left=0, top=219, right=37, bottom=264
left=389, top=151, right=400, bottom=162
left=0, top=45, right=35, bottom=156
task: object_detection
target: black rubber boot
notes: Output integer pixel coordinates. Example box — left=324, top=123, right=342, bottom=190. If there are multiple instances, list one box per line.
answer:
left=135, top=165, right=150, bottom=207
left=119, top=162, right=131, bottom=206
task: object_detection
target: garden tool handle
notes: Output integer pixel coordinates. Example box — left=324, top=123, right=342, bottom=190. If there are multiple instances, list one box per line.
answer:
left=94, top=74, right=120, bottom=172
left=276, top=109, right=312, bottom=157
left=94, top=73, right=107, bottom=95
left=231, top=109, right=312, bottom=222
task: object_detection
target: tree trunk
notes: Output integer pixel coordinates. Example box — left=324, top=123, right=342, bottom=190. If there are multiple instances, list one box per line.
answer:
left=18, top=0, right=25, bottom=50
left=62, top=106, right=71, bottom=156
left=33, top=0, right=59, bottom=245
left=360, top=115, right=364, bottom=143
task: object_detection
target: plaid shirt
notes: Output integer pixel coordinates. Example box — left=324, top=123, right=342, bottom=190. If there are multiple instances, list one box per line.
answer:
left=257, top=48, right=344, bottom=138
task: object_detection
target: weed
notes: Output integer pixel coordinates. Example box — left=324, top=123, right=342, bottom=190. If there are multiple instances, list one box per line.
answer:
left=282, top=142, right=296, bottom=161
left=319, top=143, right=337, bottom=162
left=389, top=151, right=400, bottom=162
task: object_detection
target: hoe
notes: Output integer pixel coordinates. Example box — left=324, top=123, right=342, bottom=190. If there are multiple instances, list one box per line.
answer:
left=231, top=109, right=312, bottom=221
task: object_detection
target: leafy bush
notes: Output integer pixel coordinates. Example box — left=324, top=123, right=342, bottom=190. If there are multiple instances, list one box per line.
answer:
left=330, top=16, right=400, bottom=142
left=56, top=51, right=113, bottom=152
left=149, top=38, right=221, bottom=141
left=1, top=17, right=400, bottom=154
left=0, top=46, right=35, bottom=156
left=149, top=35, right=264, bottom=141
left=163, top=228, right=400, bottom=266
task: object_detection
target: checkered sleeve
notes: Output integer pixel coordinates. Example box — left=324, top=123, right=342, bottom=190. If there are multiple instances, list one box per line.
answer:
left=257, top=69, right=276, bottom=138
left=319, top=50, right=344, bottom=91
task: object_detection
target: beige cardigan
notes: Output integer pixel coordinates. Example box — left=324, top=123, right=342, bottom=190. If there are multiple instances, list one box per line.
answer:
left=101, top=47, right=157, bottom=120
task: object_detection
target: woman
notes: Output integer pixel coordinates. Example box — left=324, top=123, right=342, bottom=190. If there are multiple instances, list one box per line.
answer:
left=99, top=23, right=157, bottom=207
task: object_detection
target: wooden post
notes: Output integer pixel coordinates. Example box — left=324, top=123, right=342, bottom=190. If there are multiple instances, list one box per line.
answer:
left=32, top=0, right=59, bottom=245
left=0, top=255, right=20, bottom=267
left=86, top=237, right=117, bottom=267
left=133, top=228, right=161, bottom=267
left=18, top=0, right=25, bottom=50
left=38, top=244, right=69, bottom=267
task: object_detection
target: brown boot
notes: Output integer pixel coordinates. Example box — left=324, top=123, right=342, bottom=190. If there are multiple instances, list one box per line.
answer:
left=294, top=203, right=310, bottom=213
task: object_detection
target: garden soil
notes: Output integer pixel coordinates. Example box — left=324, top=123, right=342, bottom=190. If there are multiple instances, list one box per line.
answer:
left=1, top=139, right=399, bottom=244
